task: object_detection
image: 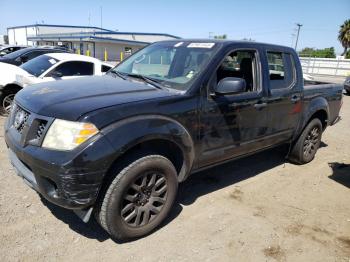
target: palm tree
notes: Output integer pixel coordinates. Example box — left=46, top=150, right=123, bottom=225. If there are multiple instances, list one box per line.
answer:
left=338, top=19, right=350, bottom=56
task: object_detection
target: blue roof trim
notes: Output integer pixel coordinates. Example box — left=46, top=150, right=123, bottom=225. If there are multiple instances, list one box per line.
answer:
left=7, top=24, right=113, bottom=32
left=90, top=36, right=150, bottom=45
left=27, top=35, right=150, bottom=45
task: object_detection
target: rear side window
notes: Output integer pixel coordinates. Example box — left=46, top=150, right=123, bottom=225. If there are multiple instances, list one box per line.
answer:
left=267, top=52, right=295, bottom=89
left=50, top=61, right=94, bottom=77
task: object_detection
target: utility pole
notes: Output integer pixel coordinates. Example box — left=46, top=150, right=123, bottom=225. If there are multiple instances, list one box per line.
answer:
left=100, top=6, right=103, bottom=29
left=290, top=33, right=296, bottom=47
left=295, top=23, right=302, bottom=50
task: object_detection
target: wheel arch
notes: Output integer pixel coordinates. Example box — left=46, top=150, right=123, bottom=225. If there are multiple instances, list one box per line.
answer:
left=301, top=97, right=329, bottom=132
left=0, top=83, right=23, bottom=93
left=101, top=115, right=195, bottom=183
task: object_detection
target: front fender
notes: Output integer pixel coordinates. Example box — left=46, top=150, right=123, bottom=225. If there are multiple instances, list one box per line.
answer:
left=101, top=115, right=195, bottom=181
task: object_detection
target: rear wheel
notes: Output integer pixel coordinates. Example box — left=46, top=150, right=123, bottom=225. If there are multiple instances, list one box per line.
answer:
left=288, top=118, right=323, bottom=164
left=97, top=155, right=178, bottom=241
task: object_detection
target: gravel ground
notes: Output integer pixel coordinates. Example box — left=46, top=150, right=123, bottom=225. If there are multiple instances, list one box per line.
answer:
left=0, top=95, right=349, bottom=262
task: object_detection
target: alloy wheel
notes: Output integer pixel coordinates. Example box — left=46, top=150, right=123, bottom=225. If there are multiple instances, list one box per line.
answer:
left=303, top=126, right=320, bottom=158
left=2, top=94, right=15, bottom=115
left=121, top=172, right=168, bottom=227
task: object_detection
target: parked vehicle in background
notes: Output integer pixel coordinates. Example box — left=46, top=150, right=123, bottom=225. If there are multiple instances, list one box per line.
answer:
left=0, top=46, right=71, bottom=66
left=344, top=76, right=350, bottom=94
left=0, top=45, right=27, bottom=57
left=5, top=40, right=343, bottom=241
left=303, top=73, right=314, bottom=81
left=0, top=53, right=112, bottom=113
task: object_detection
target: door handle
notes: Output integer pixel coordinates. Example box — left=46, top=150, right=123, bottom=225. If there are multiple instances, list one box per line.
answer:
left=254, top=102, right=267, bottom=110
left=291, top=95, right=301, bottom=103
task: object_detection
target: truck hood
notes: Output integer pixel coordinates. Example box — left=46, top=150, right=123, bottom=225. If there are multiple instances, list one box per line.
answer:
left=15, top=75, right=176, bottom=120
left=0, top=62, right=31, bottom=86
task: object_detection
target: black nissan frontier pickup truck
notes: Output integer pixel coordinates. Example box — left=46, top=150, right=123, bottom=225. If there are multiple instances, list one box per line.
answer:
left=5, top=40, right=343, bottom=241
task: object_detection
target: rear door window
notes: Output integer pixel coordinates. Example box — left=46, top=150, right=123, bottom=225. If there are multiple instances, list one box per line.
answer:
left=267, top=52, right=295, bottom=89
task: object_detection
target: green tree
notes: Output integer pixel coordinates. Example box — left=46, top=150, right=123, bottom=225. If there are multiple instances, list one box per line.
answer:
left=214, top=34, right=227, bottom=39
left=299, top=47, right=336, bottom=58
left=338, top=19, right=350, bottom=56
left=346, top=49, right=350, bottom=59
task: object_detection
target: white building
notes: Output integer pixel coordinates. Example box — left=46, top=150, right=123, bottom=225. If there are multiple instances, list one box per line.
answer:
left=7, top=24, right=180, bottom=61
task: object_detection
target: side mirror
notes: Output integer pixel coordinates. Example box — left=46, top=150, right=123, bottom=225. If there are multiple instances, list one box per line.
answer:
left=214, top=77, right=246, bottom=96
left=49, top=71, right=63, bottom=78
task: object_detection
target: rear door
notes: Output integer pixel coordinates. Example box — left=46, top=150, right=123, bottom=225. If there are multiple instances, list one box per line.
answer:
left=264, top=50, right=302, bottom=143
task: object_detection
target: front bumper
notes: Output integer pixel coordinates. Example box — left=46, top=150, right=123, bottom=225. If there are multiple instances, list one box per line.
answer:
left=4, top=106, right=116, bottom=210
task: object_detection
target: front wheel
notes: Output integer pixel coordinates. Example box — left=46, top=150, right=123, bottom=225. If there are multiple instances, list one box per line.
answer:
left=0, top=89, right=17, bottom=115
left=288, top=118, right=323, bottom=164
left=97, top=155, right=178, bottom=241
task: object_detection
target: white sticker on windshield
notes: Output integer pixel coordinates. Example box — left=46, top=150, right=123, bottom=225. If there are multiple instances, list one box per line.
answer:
left=49, top=59, right=57, bottom=65
left=174, top=42, right=184, bottom=47
left=187, top=43, right=215, bottom=48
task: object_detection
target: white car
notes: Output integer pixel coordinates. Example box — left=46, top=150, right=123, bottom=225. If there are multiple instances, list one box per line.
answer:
left=303, top=73, right=314, bottom=81
left=0, top=53, right=113, bottom=113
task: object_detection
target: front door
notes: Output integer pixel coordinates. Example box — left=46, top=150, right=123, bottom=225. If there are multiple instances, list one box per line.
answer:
left=197, top=49, right=269, bottom=168
left=42, top=61, right=95, bottom=82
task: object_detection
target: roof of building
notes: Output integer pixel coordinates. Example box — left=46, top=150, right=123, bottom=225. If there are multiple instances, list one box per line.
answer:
left=8, top=24, right=181, bottom=39
left=7, top=23, right=114, bottom=32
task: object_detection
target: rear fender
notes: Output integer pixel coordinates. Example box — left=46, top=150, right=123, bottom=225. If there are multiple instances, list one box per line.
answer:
left=299, top=97, right=329, bottom=134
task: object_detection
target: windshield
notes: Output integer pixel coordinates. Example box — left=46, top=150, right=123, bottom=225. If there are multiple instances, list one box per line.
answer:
left=113, top=41, right=219, bottom=91
left=20, top=55, right=59, bottom=77
left=1, top=48, right=30, bottom=59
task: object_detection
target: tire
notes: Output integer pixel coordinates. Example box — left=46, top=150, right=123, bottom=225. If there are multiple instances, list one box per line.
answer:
left=0, top=88, right=18, bottom=115
left=288, top=118, right=323, bottom=164
left=97, top=155, right=178, bottom=241
left=346, top=89, right=350, bottom=95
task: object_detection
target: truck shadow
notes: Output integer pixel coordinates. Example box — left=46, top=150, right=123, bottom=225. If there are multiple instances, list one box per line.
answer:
left=40, top=197, right=110, bottom=242
left=177, top=145, right=288, bottom=206
left=41, top=145, right=289, bottom=243
left=328, top=162, right=350, bottom=188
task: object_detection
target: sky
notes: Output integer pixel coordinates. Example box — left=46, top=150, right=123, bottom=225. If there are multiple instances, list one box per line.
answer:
left=0, top=0, right=349, bottom=54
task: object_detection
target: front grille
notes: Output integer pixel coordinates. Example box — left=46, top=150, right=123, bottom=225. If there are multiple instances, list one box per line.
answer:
left=12, top=105, right=30, bottom=134
left=9, top=103, right=52, bottom=147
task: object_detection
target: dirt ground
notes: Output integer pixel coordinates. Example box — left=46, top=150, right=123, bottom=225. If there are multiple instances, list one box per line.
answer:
left=0, top=95, right=349, bottom=262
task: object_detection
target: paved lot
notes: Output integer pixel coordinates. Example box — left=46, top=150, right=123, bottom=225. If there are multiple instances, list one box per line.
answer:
left=0, top=95, right=349, bottom=262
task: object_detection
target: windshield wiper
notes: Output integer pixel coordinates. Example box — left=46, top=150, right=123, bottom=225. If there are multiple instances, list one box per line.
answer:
left=124, top=73, right=165, bottom=90
left=109, top=70, right=127, bottom=80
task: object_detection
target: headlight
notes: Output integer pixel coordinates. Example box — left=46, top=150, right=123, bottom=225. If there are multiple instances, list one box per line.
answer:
left=42, top=119, right=99, bottom=151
